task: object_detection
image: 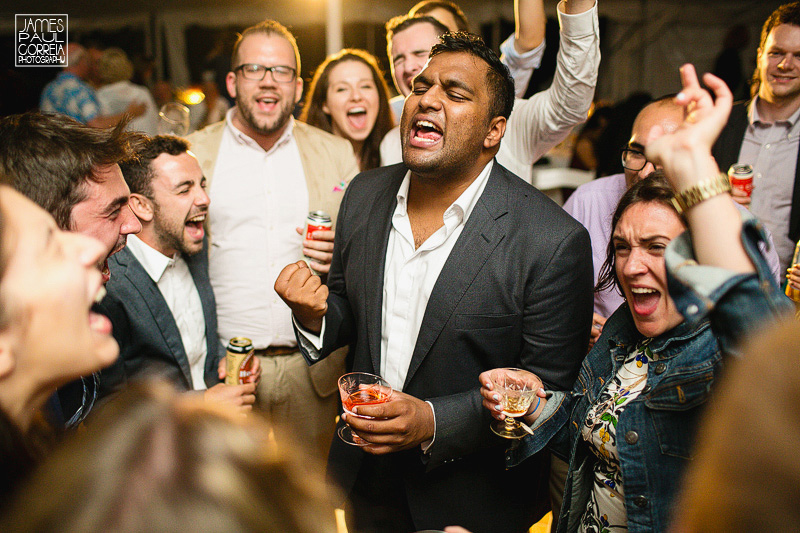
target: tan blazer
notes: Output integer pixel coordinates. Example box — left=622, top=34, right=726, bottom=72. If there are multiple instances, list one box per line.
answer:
left=187, top=119, right=358, bottom=228
left=186, top=118, right=358, bottom=397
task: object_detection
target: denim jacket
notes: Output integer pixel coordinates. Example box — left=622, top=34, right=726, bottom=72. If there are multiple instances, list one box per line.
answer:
left=508, top=217, right=793, bottom=533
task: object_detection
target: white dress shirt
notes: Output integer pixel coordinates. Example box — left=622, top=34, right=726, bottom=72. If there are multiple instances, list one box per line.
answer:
left=209, top=109, right=309, bottom=349
left=499, top=34, right=545, bottom=99
left=126, top=235, right=208, bottom=390
left=380, top=162, right=492, bottom=389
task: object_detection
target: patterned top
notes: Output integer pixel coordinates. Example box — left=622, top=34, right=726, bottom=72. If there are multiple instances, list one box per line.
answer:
left=40, top=72, right=100, bottom=123
left=578, top=341, right=654, bottom=532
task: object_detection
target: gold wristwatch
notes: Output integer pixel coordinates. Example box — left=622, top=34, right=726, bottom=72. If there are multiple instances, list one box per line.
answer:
left=671, top=172, right=732, bottom=214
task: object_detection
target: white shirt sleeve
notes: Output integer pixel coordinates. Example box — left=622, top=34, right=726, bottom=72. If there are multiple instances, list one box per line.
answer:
left=500, top=35, right=546, bottom=98
left=292, top=315, right=327, bottom=360
left=380, top=126, right=403, bottom=167
left=421, top=400, right=436, bottom=453
left=495, top=0, right=600, bottom=180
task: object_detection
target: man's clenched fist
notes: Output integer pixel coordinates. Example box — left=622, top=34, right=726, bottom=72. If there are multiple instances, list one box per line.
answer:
left=275, top=260, right=328, bottom=333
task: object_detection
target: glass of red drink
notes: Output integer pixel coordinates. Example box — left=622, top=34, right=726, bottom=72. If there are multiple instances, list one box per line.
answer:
left=337, top=372, right=393, bottom=446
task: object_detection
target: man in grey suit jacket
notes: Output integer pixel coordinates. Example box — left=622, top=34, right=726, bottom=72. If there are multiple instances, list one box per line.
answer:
left=100, top=135, right=259, bottom=411
left=277, top=34, right=593, bottom=533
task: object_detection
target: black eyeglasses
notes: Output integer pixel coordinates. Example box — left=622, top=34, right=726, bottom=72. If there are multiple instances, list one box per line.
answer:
left=620, top=147, right=652, bottom=172
left=234, top=63, right=296, bottom=83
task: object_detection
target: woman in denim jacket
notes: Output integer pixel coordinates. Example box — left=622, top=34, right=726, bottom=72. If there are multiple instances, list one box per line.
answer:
left=472, top=65, right=793, bottom=533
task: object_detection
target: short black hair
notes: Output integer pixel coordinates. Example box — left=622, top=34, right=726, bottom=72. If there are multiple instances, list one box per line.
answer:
left=119, top=135, right=189, bottom=199
left=430, top=31, right=515, bottom=120
left=0, top=112, right=144, bottom=230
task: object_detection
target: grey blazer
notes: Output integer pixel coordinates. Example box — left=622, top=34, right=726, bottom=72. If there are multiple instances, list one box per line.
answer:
left=99, top=238, right=223, bottom=398
left=298, top=162, right=594, bottom=533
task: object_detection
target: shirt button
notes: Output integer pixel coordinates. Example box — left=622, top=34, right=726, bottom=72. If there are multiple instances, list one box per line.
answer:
left=625, top=431, right=639, bottom=444
left=686, top=304, right=699, bottom=315
left=642, top=384, right=651, bottom=394
left=634, top=495, right=648, bottom=508
left=765, top=143, right=771, bottom=149
left=655, top=363, right=667, bottom=375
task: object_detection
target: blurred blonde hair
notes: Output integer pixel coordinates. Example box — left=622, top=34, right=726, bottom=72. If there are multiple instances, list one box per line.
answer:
left=1, top=380, right=340, bottom=533
left=98, top=47, right=134, bottom=84
left=672, top=318, right=800, bottom=532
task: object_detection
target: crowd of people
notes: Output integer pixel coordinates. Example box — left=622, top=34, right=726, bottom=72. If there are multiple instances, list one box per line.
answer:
left=1, top=0, right=799, bottom=532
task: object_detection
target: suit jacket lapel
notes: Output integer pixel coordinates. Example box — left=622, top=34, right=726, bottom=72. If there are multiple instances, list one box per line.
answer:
left=118, top=248, right=194, bottom=388
left=364, top=166, right=405, bottom=375
left=403, top=163, right=509, bottom=388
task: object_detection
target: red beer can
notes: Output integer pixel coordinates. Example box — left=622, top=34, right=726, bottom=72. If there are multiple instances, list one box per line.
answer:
left=303, top=211, right=332, bottom=275
left=304, top=211, right=332, bottom=240
left=728, top=164, right=754, bottom=197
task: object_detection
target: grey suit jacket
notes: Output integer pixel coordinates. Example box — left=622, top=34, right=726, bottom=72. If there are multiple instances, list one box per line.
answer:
left=98, top=238, right=223, bottom=398
left=299, top=162, right=594, bottom=533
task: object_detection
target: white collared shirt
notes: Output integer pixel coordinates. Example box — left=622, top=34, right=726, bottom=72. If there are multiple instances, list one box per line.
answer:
left=739, top=98, right=800, bottom=271
left=208, top=108, right=309, bottom=349
left=126, top=235, right=208, bottom=390
left=380, top=161, right=493, bottom=389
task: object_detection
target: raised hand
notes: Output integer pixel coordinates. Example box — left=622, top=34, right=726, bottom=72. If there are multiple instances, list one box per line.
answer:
left=646, top=63, right=754, bottom=274
left=274, top=260, right=328, bottom=333
left=645, top=64, right=733, bottom=191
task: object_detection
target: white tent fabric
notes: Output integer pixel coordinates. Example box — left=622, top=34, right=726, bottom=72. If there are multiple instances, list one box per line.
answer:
left=5, top=0, right=787, bottom=100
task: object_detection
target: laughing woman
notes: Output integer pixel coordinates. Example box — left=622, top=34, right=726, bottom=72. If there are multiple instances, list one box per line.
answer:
left=474, top=65, right=792, bottom=533
left=300, top=49, right=393, bottom=171
left=0, top=184, right=117, bottom=500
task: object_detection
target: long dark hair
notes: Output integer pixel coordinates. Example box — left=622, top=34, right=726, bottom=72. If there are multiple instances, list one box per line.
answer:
left=300, top=49, right=393, bottom=171
left=595, top=171, right=684, bottom=295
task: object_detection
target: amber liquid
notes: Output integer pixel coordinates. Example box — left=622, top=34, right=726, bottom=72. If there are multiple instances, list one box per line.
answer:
left=502, top=394, right=534, bottom=417
left=343, top=389, right=390, bottom=413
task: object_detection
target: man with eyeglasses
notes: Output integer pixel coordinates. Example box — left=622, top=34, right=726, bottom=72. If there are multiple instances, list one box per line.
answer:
left=714, top=2, right=800, bottom=274
left=564, top=96, right=782, bottom=348
left=187, top=19, right=358, bottom=461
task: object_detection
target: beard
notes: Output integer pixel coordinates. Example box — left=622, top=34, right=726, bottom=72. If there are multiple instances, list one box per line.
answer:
left=235, top=91, right=295, bottom=137
left=152, top=205, right=203, bottom=257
